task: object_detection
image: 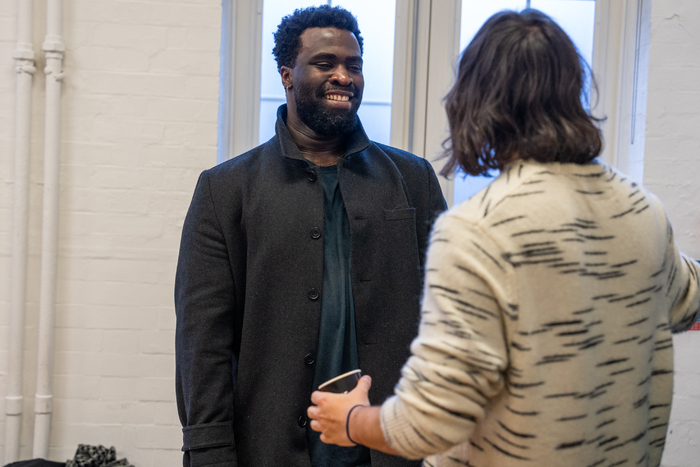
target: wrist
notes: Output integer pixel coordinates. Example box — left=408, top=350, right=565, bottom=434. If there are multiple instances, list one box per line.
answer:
left=346, top=404, right=366, bottom=446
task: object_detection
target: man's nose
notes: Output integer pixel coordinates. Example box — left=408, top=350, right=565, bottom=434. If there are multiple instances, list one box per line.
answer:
left=330, top=68, right=352, bottom=86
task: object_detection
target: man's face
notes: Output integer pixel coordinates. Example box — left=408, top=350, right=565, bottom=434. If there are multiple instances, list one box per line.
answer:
left=288, top=27, right=364, bottom=136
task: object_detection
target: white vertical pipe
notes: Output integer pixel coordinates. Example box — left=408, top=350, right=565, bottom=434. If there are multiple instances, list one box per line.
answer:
left=32, top=0, right=64, bottom=459
left=6, top=0, right=35, bottom=463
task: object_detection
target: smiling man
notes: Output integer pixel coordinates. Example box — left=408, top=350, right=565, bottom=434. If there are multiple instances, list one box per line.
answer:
left=285, top=26, right=363, bottom=143
left=175, top=5, right=446, bottom=467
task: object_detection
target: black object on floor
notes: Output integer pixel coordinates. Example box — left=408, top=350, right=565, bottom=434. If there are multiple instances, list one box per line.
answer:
left=3, top=459, right=66, bottom=467
left=65, top=445, right=134, bottom=467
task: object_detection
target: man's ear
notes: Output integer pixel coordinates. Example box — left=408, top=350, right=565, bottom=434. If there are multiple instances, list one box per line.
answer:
left=280, top=66, right=292, bottom=90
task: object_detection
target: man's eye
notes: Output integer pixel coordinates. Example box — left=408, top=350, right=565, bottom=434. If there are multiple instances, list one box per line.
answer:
left=315, top=63, right=332, bottom=69
left=350, top=66, right=362, bottom=72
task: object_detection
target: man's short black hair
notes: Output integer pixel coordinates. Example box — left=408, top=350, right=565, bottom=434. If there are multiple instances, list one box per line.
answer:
left=273, top=5, right=364, bottom=71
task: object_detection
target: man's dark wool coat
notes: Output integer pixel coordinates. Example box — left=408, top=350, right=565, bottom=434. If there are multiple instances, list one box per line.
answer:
left=175, top=106, right=447, bottom=466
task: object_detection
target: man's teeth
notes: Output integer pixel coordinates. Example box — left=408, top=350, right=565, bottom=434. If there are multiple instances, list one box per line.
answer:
left=326, top=95, right=350, bottom=101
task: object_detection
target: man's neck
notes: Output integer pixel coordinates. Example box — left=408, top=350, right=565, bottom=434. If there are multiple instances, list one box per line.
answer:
left=285, top=109, right=348, bottom=167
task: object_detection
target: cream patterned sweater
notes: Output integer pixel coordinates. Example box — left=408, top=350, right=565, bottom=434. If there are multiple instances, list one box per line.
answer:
left=380, top=160, right=700, bottom=467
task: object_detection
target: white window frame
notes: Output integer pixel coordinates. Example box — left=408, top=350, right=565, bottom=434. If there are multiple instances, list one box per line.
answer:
left=591, top=0, right=650, bottom=183
left=395, top=0, right=651, bottom=206
left=389, top=0, right=461, bottom=203
left=219, top=0, right=263, bottom=162
left=219, top=0, right=651, bottom=201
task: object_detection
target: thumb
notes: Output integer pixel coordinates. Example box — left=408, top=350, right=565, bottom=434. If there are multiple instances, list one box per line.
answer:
left=356, top=375, right=372, bottom=394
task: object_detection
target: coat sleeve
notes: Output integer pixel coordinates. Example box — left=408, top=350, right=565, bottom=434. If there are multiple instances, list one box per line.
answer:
left=175, top=170, right=238, bottom=466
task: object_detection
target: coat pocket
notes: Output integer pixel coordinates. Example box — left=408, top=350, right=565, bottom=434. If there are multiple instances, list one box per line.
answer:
left=384, top=207, right=416, bottom=221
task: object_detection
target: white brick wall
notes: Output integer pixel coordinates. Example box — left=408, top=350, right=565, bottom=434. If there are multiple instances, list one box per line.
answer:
left=0, top=0, right=220, bottom=464
left=647, top=2, right=700, bottom=467
left=1, top=0, right=699, bottom=465
left=0, top=0, right=21, bottom=458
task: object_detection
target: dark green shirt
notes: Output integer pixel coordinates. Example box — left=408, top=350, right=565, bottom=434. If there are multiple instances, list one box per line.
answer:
left=306, top=164, right=371, bottom=467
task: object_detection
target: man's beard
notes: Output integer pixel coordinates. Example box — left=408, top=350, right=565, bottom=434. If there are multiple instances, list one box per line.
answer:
left=294, top=83, right=361, bottom=137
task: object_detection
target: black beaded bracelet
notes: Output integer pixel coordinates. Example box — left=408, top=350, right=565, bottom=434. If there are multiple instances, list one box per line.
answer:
left=346, top=404, right=366, bottom=445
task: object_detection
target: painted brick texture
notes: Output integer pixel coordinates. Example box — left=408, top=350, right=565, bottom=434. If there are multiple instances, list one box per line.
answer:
left=647, top=2, right=700, bottom=467
left=0, top=0, right=220, bottom=464
left=1, top=0, right=699, bottom=466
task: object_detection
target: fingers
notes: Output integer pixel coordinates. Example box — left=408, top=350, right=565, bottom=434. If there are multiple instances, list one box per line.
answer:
left=307, top=405, right=318, bottom=420
left=310, top=390, right=323, bottom=405
left=309, top=419, right=321, bottom=433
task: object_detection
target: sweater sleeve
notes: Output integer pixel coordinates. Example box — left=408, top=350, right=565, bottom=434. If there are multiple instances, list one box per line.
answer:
left=380, top=214, right=510, bottom=459
left=665, top=228, right=700, bottom=332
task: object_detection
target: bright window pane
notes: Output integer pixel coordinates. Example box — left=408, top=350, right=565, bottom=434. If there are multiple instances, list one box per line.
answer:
left=531, top=0, right=595, bottom=66
left=259, top=1, right=325, bottom=144
left=460, top=0, right=527, bottom=50
left=453, top=0, right=596, bottom=206
left=259, top=0, right=396, bottom=145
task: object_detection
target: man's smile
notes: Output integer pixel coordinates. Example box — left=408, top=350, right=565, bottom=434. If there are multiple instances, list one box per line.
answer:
left=325, top=93, right=351, bottom=102
left=321, top=89, right=356, bottom=110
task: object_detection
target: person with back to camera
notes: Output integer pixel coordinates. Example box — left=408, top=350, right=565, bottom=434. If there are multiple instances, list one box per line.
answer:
left=174, top=4, right=446, bottom=467
left=307, top=9, right=700, bottom=467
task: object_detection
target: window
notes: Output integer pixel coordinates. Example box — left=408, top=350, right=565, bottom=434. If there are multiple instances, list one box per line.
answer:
left=219, top=0, right=649, bottom=204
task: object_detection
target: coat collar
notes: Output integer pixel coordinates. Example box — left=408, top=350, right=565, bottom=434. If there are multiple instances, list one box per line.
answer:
left=274, top=104, right=372, bottom=162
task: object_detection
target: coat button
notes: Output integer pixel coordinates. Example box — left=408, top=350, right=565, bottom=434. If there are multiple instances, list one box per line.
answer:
left=310, top=227, right=321, bottom=239
left=308, top=288, right=319, bottom=300
left=298, top=415, right=307, bottom=427
left=307, top=170, right=317, bottom=181
left=304, top=354, right=315, bottom=365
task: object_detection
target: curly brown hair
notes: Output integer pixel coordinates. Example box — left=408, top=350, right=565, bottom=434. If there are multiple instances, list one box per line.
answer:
left=442, top=9, right=603, bottom=177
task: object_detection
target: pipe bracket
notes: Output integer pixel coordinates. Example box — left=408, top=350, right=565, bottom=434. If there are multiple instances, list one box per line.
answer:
left=42, top=40, right=65, bottom=53
left=5, top=396, right=24, bottom=415
left=34, top=394, right=54, bottom=414
left=16, top=64, right=37, bottom=75
left=44, top=68, right=65, bottom=82
left=13, top=49, right=35, bottom=60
